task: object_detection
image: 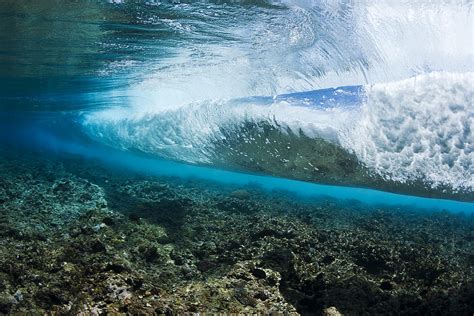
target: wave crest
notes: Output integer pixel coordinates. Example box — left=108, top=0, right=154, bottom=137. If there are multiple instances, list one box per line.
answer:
left=83, top=72, right=474, bottom=197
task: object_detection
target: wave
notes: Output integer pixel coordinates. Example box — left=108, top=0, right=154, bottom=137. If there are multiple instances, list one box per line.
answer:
left=121, top=0, right=473, bottom=110
left=1, top=0, right=472, bottom=110
left=83, top=72, right=474, bottom=198
left=79, top=1, right=473, bottom=199
left=3, top=1, right=470, bottom=198
left=347, top=72, right=473, bottom=192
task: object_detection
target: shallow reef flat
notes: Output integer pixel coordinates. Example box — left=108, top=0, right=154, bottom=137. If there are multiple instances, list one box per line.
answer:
left=0, top=148, right=473, bottom=315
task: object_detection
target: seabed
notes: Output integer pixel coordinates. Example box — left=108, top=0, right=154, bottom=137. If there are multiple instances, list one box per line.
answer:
left=0, top=1, right=473, bottom=314
left=0, top=146, right=472, bottom=315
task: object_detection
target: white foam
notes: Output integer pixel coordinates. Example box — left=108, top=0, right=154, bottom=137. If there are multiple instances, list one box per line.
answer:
left=83, top=72, right=474, bottom=192
left=345, top=72, right=474, bottom=191
left=123, top=1, right=473, bottom=111
left=82, top=1, right=474, bottom=193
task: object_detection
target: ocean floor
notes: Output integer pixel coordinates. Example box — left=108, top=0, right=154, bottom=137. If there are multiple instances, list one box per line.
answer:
left=0, top=147, right=473, bottom=315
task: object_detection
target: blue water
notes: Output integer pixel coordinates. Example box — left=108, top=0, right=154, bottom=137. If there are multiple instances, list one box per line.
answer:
left=45, top=140, right=474, bottom=214
left=2, top=4, right=474, bottom=316
left=1, top=0, right=473, bottom=213
left=1, top=115, right=471, bottom=214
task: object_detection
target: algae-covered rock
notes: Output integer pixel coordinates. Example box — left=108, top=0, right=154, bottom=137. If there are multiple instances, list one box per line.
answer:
left=0, top=148, right=472, bottom=314
left=230, top=189, right=251, bottom=199
left=0, top=292, right=16, bottom=314
left=324, top=306, right=343, bottom=316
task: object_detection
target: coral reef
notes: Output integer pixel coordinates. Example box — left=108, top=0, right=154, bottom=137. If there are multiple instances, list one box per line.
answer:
left=0, top=148, right=472, bottom=314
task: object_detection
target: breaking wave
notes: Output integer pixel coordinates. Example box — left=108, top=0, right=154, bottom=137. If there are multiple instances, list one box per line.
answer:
left=115, top=0, right=473, bottom=109
left=73, top=0, right=473, bottom=198
left=83, top=72, right=474, bottom=196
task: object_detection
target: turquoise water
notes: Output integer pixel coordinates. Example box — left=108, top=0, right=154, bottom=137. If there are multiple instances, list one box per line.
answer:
left=1, top=2, right=474, bottom=314
left=39, top=138, right=474, bottom=214
left=1, top=118, right=472, bottom=214
left=1, top=0, right=473, bottom=209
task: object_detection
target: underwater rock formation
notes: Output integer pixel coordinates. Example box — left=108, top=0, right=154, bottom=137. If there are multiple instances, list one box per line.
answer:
left=0, top=149, right=472, bottom=314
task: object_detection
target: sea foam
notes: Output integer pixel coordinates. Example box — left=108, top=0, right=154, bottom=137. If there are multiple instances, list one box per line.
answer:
left=83, top=72, right=474, bottom=193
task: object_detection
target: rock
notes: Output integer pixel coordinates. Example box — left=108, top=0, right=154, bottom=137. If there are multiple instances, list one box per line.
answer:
left=125, top=277, right=143, bottom=290
left=139, top=245, right=160, bottom=262
left=180, top=265, right=195, bottom=280
left=230, top=189, right=251, bottom=199
left=108, top=282, right=132, bottom=301
left=353, top=245, right=391, bottom=275
left=35, top=288, right=67, bottom=307
left=90, top=239, right=107, bottom=253
left=323, top=306, right=343, bottom=316
left=468, top=254, right=474, bottom=266
left=254, top=291, right=269, bottom=301
left=0, top=293, right=16, bottom=314
left=63, top=262, right=76, bottom=273
left=1, top=148, right=473, bottom=315
left=106, top=263, right=129, bottom=273
left=216, top=199, right=259, bottom=214
left=251, top=228, right=296, bottom=241
left=197, top=260, right=216, bottom=272
left=80, top=226, right=94, bottom=235
left=170, top=250, right=185, bottom=266
left=13, top=290, right=23, bottom=303
left=233, top=287, right=257, bottom=307
left=128, top=213, right=141, bottom=222
left=92, top=223, right=106, bottom=232
left=251, top=268, right=267, bottom=279
left=380, top=281, right=393, bottom=291
left=102, top=216, right=115, bottom=226
left=322, top=255, right=335, bottom=265
left=52, top=180, right=71, bottom=193
left=156, top=234, right=172, bottom=244
left=154, top=306, right=173, bottom=315
left=261, top=248, right=296, bottom=276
